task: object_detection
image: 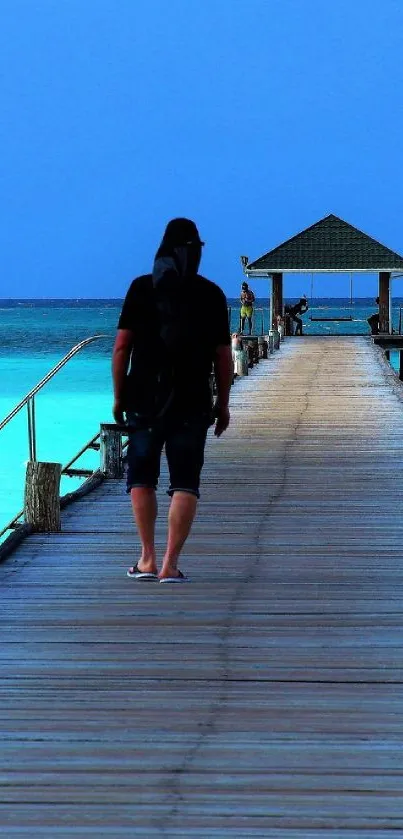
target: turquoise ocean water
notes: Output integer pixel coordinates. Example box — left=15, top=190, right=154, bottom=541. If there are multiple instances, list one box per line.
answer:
left=1, top=297, right=402, bottom=540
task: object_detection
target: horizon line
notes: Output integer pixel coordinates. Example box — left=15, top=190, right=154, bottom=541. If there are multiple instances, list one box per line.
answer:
left=0, top=295, right=394, bottom=302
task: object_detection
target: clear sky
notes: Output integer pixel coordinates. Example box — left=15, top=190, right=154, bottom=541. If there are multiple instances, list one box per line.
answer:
left=1, top=0, right=403, bottom=299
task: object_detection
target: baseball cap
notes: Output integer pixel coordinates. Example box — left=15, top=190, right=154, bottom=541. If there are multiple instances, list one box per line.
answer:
left=162, top=218, right=204, bottom=246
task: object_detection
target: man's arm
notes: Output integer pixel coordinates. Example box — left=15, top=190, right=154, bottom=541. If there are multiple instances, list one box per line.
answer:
left=112, top=329, right=134, bottom=424
left=213, top=344, right=233, bottom=437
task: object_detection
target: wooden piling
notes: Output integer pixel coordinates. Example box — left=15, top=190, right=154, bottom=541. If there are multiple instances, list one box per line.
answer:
left=233, top=349, right=248, bottom=376
left=272, top=328, right=280, bottom=350
left=100, top=423, right=124, bottom=478
left=258, top=336, right=268, bottom=359
left=24, top=461, right=61, bottom=532
left=246, top=342, right=255, bottom=368
left=284, top=312, right=293, bottom=336
left=243, top=337, right=259, bottom=365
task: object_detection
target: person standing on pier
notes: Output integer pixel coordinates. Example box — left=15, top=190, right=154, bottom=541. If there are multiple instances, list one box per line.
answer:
left=112, top=218, right=233, bottom=582
left=289, top=295, right=309, bottom=335
left=240, top=281, right=255, bottom=334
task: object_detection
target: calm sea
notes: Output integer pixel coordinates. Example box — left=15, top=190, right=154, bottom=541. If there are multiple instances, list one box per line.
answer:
left=1, top=297, right=402, bottom=539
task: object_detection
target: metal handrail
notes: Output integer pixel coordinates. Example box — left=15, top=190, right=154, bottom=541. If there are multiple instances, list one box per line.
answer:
left=0, top=335, right=110, bottom=434
left=0, top=334, right=112, bottom=541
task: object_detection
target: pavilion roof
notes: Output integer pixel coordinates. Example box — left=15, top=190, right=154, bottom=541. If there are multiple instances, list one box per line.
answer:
left=246, top=214, right=403, bottom=272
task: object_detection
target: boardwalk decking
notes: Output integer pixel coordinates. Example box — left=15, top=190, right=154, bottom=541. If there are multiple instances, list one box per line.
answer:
left=1, top=336, right=403, bottom=837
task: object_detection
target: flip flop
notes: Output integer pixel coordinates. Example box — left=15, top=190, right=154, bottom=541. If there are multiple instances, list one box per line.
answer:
left=127, top=563, right=158, bottom=581
left=159, top=570, right=189, bottom=584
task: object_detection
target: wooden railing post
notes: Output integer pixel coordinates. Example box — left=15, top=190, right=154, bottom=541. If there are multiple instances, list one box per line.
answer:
left=258, top=337, right=268, bottom=359
left=233, top=349, right=248, bottom=376
left=246, top=342, right=254, bottom=368
left=100, top=423, right=124, bottom=478
left=24, top=461, right=62, bottom=532
left=243, top=337, right=259, bottom=365
left=275, top=315, right=285, bottom=342
left=272, top=328, right=280, bottom=350
left=284, top=312, right=293, bottom=336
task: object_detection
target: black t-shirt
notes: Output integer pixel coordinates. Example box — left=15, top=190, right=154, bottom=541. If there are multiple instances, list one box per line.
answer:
left=118, top=273, right=230, bottom=417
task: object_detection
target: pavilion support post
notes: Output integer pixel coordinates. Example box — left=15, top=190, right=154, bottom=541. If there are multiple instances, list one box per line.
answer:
left=378, top=272, right=391, bottom=334
left=272, top=273, right=283, bottom=328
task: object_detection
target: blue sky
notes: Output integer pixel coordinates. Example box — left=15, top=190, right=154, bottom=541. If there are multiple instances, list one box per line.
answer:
left=1, top=0, right=403, bottom=299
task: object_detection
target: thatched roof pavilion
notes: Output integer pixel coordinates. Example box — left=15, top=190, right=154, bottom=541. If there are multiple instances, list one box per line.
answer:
left=242, top=214, right=403, bottom=333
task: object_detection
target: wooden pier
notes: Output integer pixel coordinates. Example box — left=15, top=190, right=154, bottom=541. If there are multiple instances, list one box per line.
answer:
left=1, top=336, right=403, bottom=837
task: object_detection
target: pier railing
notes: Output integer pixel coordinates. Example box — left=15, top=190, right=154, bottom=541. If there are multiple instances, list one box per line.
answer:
left=228, top=306, right=267, bottom=335
left=0, top=335, right=109, bottom=460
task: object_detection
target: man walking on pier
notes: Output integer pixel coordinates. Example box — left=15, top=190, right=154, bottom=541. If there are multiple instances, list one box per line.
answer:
left=112, top=218, right=233, bottom=582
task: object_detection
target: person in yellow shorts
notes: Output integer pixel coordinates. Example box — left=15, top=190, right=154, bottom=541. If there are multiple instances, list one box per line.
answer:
left=240, top=282, right=255, bottom=334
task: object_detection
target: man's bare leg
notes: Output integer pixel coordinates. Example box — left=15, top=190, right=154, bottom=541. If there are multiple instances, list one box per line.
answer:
left=130, top=487, right=158, bottom=573
left=159, top=491, right=197, bottom=579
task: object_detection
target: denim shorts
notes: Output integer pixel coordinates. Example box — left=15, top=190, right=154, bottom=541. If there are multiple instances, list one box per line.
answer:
left=125, top=411, right=210, bottom=499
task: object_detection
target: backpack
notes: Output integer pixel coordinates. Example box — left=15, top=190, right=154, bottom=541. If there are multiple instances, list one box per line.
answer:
left=152, top=263, right=195, bottom=417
